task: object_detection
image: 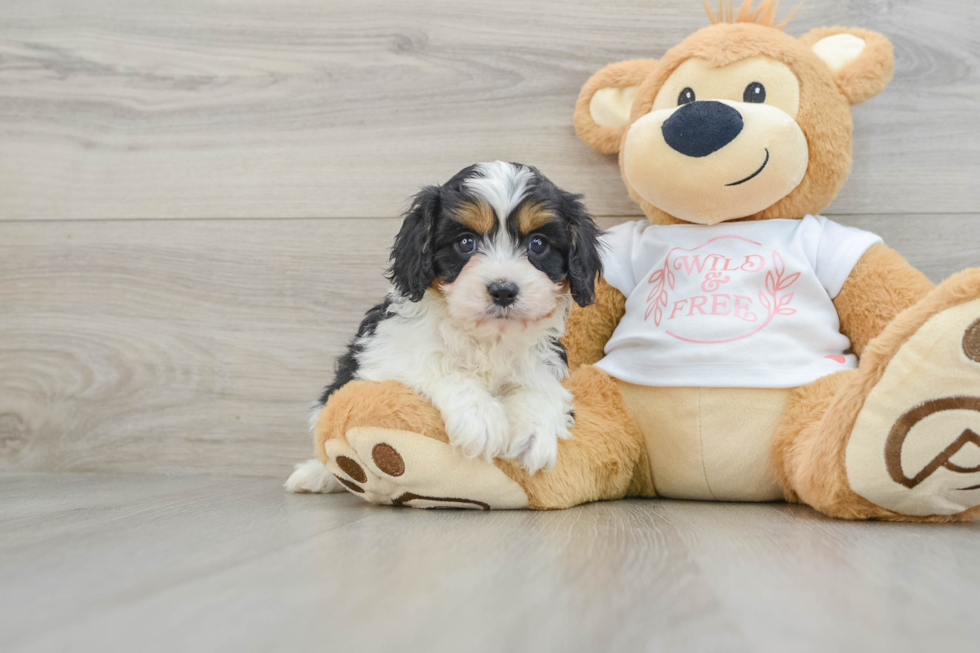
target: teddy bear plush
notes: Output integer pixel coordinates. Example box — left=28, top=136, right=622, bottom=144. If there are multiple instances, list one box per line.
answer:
left=310, top=0, right=980, bottom=521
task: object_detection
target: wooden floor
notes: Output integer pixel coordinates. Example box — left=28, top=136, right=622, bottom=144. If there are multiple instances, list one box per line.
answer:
left=2, top=1, right=980, bottom=649
left=2, top=472, right=979, bottom=653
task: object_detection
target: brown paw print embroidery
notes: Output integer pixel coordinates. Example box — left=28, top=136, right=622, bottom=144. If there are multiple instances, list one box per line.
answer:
left=321, top=426, right=529, bottom=510
left=881, top=319, right=980, bottom=492
left=331, top=442, right=491, bottom=509
left=964, top=318, right=980, bottom=364
left=334, top=456, right=367, bottom=493
left=885, top=397, right=980, bottom=491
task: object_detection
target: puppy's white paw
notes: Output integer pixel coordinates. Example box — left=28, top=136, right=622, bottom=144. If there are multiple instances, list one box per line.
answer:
left=510, top=425, right=560, bottom=475
left=504, top=392, right=573, bottom=475
left=285, top=459, right=343, bottom=494
left=442, top=390, right=510, bottom=462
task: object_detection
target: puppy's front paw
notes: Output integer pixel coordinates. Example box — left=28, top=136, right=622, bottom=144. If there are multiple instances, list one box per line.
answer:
left=504, top=393, right=573, bottom=475
left=509, top=425, right=560, bottom=476
left=442, top=391, right=510, bottom=462
left=285, top=459, right=343, bottom=494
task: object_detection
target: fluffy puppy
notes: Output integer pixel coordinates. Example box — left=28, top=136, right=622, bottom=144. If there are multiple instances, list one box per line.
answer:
left=286, top=161, right=602, bottom=493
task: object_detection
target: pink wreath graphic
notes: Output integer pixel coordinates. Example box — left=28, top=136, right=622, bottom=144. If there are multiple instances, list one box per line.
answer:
left=663, top=250, right=799, bottom=344
left=645, top=261, right=674, bottom=325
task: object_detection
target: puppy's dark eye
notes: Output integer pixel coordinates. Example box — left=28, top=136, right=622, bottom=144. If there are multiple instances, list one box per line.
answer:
left=743, top=82, right=766, bottom=103
left=456, top=235, right=477, bottom=254
left=528, top=236, right=548, bottom=255
left=678, top=87, right=696, bottom=105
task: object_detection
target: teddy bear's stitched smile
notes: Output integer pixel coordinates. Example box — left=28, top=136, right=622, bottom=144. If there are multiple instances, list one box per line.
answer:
left=726, top=148, right=770, bottom=187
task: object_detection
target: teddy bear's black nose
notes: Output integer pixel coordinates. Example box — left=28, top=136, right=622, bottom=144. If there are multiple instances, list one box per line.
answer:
left=661, top=101, right=744, bottom=158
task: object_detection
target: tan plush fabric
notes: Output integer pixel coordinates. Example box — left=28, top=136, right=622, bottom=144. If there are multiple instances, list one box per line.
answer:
left=833, top=243, right=934, bottom=355
left=498, top=365, right=649, bottom=509
left=590, top=86, right=639, bottom=128
left=771, top=370, right=856, bottom=505
left=622, top=23, right=858, bottom=225
left=618, top=382, right=787, bottom=501
left=846, top=298, right=980, bottom=516
left=651, top=55, right=801, bottom=116
left=323, top=427, right=529, bottom=509
left=574, top=22, right=896, bottom=226
left=799, top=27, right=895, bottom=105
left=574, top=59, right=660, bottom=154
left=622, top=98, right=808, bottom=224
left=316, top=379, right=449, bottom=464
left=316, top=366, right=646, bottom=511
left=811, top=33, right=866, bottom=74
left=701, top=0, right=798, bottom=29
left=774, top=268, right=980, bottom=522
left=561, top=277, right=627, bottom=369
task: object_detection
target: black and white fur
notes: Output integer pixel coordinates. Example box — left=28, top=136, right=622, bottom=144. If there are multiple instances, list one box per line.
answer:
left=286, top=162, right=602, bottom=493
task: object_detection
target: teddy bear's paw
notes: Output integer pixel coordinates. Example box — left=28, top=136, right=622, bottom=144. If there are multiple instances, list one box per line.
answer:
left=846, top=297, right=980, bottom=517
left=322, top=427, right=529, bottom=510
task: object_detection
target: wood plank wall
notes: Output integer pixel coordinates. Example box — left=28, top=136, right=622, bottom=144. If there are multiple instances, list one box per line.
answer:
left=2, top=0, right=978, bottom=477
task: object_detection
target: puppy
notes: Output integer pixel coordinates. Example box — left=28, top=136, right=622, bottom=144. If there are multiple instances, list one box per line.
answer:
left=286, top=162, right=602, bottom=494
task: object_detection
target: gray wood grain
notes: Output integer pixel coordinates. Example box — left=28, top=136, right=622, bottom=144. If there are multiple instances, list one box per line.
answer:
left=1, top=0, right=978, bottom=220
left=0, top=218, right=397, bottom=476
left=1, top=473, right=978, bottom=653
left=1, top=214, right=977, bottom=477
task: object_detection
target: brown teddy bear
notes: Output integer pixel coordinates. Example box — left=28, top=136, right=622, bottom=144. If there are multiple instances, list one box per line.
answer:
left=309, top=0, right=980, bottom=521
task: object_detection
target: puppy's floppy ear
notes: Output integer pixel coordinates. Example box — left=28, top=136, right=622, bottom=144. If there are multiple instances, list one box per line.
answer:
left=574, top=59, right=659, bottom=154
left=560, top=192, right=603, bottom=307
left=800, top=27, right=894, bottom=105
left=387, top=185, right=440, bottom=301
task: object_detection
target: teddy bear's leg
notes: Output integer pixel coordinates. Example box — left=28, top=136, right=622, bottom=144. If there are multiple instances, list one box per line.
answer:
left=312, top=366, right=647, bottom=510
left=773, top=268, right=980, bottom=522
left=313, top=380, right=528, bottom=509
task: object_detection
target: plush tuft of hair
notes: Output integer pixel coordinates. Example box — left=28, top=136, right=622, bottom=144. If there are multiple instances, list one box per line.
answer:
left=702, top=0, right=801, bottom=30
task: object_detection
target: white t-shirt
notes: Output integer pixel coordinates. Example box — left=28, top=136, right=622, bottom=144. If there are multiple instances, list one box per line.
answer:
left=596, top=216, right=882, bottom=388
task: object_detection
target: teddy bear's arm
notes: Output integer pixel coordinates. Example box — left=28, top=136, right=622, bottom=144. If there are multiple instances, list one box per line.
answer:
left=833, top=243, right=934, bottom=356
left=561, top=277, right=627, bottom=369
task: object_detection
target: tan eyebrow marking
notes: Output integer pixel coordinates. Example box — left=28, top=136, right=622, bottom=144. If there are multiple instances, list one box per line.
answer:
left=516, top=201, right=557, bottom=234
left=453, top=200, right=495, bottom=235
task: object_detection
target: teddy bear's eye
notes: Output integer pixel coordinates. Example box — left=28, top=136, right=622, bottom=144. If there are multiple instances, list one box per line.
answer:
left=743, top=82, right=766, bottom=103
left=677, top=87, right=696, bottom=106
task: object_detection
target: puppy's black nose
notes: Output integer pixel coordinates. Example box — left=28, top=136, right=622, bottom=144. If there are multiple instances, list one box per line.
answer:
left=488, top=281, right=519, bottom=307
left=661, top=101, right=743, bottom=158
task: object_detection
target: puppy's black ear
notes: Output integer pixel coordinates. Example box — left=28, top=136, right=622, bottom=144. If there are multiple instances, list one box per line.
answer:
left=387, top=185, right=441, bottom=302
left=561, top=192, right=604, bottom=307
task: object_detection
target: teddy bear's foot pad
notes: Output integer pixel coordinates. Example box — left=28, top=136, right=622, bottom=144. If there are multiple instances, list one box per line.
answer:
left=847, top=298, right=980, bottom=516
left=321, top=427, right=529, bottom=510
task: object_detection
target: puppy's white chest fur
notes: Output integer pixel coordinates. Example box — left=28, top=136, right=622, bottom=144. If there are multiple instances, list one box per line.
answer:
left=354, top=291, right=574, bottom=473
left=359, top=293, right=558, bottom=381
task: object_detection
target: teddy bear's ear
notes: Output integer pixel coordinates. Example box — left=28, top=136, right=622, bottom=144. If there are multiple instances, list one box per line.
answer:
left=574, top=59, right=659, bottom=154
left=800, top=27, right=895, bottom=105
